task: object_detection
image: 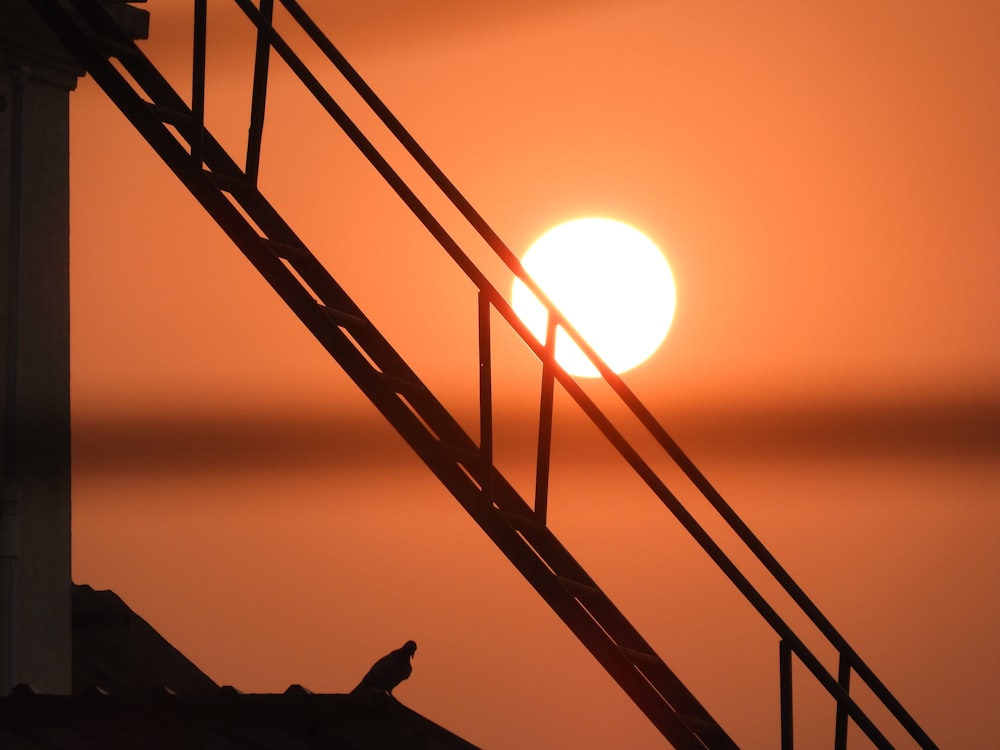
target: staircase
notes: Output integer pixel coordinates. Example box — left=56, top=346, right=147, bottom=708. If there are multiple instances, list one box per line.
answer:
left=28, top=2, right=940, bottom=748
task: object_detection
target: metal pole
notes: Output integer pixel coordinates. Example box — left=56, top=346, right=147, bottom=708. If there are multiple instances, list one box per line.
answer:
left=0, top=64, right=28, bottom=695
left=478, top=292, right=493, bottom=502
left=191, top=0, right=207, bottom=165
left=246, top=0, right=273, bottom=182
left=534, top=314, right=557, bottom=524
left=834, top=653, right=852, bottom=750
left=780, top=639, right=794, bottom=750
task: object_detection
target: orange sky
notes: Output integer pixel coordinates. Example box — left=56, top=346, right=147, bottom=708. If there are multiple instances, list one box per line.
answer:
left=67, top=2, right=998, bottom=748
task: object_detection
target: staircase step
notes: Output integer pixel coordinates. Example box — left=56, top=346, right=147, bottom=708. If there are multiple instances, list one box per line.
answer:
left=321, top=305, right=370, bottom=330
left=441, top=440, right=482, bottom=465
left=100, top=1, right=151, bottom=42
left=557, top=575, right=603, bottom=599
left=264, top=238, right=311, bottom=261
left=93, top=34, right=138, bottom=59
left=203, top=168, right=253, bottom=195
left=677, top=713, right=723, bottom=734
left=381, top=372, right=428, bottom=396
left=620, top=645, right=661, bottom=666
left=496, top=508, right=544, bottom=530
left=149, top=102, right=195, bottom=128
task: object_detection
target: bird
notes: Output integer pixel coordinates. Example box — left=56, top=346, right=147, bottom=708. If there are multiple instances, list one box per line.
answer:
left=353, top=640, right=417, bottom=696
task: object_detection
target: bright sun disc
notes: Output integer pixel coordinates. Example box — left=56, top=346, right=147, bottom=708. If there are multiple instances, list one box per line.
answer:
left=511, top=218, right=676, bottom=377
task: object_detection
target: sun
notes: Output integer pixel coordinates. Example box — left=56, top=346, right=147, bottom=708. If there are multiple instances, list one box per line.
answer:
left=511, top=218, right=676, bottom=377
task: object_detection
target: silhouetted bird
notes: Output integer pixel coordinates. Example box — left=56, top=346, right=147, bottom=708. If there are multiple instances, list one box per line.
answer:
left=353, top=640, right=417, bottom=696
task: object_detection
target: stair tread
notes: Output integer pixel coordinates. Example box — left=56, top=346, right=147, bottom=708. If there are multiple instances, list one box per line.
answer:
left=321, top=305, right=369, bottom=329
left=264, top=237, right=311, bottom=261
left=382, top=372, right=426, bottom=391
left=203, top=168, right=253, bottom=194
left=149, top=102, right=194, bottom=126
left=441, top=439, right=482, bottom=462
left=619, top=645, right=661, bottom=665
left=496, top=508, right=545, bottom=529
left=557, top=575, right=603, bottom=598
left=93, top=33, right=138, bottom=59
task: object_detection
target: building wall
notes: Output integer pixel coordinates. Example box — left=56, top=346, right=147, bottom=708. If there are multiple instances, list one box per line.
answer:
left=0, top=0, right=80, bottom=695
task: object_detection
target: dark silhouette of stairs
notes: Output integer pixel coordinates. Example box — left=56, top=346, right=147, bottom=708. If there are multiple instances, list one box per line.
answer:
left=28, top=1, right=940, bottom=748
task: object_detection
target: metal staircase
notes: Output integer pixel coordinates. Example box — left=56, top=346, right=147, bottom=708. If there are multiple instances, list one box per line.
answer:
left=29, top=1, right=939, bottom=747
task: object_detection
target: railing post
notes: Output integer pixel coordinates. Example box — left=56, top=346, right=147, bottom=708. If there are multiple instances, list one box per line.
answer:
left=780, top=639, right=794, bottom=750
left=478, top=291, right=494, bottom=502
left=246, top=0, right=273, bottom=183
left=191, top=0, right=207, bottom=166
left=834, top=653, right=852, bottom=750
left=534, top=313, right=557, bottom=524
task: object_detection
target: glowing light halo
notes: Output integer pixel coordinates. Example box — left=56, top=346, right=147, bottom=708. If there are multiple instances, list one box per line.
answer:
left=511, top=217, right=676, bottom=377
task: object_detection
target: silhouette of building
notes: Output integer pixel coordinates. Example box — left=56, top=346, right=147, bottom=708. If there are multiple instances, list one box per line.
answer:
left=0, top=0, right=84, bottom=696
left=3, top=584, right=482, bottom=749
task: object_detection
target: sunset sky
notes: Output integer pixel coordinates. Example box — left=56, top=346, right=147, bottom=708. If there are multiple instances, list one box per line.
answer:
left=66, top=1, right=998, bottom=748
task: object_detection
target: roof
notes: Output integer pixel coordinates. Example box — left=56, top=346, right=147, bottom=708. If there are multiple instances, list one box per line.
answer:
left=72, top=583, right=219, bottom=697
left=2, top=686, right=482, bottom=750
left=0, top=585, right=481, bottom=750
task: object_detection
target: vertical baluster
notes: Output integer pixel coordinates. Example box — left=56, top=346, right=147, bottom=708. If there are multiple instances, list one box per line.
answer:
left=534, top=313, right=557, bottom=524
left=834, top=653, right=852, bottom=750
left=478, top=292, right=494, bottom=502
left=246, top=0, right=273, bottom=183
left=191, top=0, right=207, bottom=166
left=780, top=639, right=794, bottom=750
